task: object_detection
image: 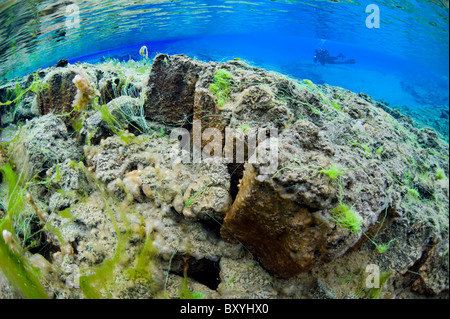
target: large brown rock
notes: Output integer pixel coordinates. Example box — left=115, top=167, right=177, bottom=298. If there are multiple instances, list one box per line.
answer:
left=221, top=119, right=394, bottom=278
left=144, top=54, right=209, bottom=126
left=36, top=68, right=77, bottom=116
left=221, top=163, right=325, bottom=278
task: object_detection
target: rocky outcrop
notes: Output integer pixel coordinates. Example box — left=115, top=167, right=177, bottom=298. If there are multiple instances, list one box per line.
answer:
left=144, top=54, right=209, bottom=126
left=7, top=114, right=82, bottom=179
left=0, top=54, right=448, bottom=299
left=36, top=68, right=78, bottom=116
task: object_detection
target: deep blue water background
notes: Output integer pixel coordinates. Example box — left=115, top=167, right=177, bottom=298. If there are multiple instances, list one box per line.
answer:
left=0, top=0, right=449, bottom=111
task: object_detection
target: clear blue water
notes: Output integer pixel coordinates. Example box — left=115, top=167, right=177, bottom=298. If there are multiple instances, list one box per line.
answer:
left=0, top=0, right=448, bottom=111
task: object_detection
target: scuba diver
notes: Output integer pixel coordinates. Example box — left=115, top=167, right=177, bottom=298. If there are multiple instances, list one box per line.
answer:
left=314, top=49, right=356, bottom=66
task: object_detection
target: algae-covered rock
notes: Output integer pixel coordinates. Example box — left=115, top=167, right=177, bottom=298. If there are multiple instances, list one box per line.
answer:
left=8, top=114, right=82, bottom=179
left=218, top=256, right=277, bottom=298
left=80, top=96, right=139, bottom=145
left=84, top=134, right=232, bottom=221
left=0, top=54, right=448, bottom=299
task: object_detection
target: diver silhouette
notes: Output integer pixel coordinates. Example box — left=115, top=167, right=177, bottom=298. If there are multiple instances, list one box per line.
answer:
left=314, top=49, right=356, bottom=66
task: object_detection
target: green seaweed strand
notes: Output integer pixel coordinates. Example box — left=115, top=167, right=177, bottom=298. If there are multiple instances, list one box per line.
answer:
left=0, top=163, right=49, bottom=299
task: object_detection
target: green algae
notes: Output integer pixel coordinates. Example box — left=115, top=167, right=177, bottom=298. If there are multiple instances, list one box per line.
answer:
left=331, top=203, right=362, bottom=233
left=0, top=72, right=49, bottom=108
left=185, top=185, right=209, bottom=208
left=0, top=162, right=49, bottom=299
left=210, top=69, right=233, bottom=107
left=318, top=164, right=345, bottom=180
left=179, top=269, right=203, bottom=299
left=73, top=161, right=156, bottom=299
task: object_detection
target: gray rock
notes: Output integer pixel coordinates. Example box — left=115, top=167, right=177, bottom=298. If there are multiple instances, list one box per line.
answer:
left=8, top=114, right=82, bottom=179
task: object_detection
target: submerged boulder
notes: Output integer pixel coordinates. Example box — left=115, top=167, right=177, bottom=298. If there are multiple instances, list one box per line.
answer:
left=0, top=54, right=448, bottom=299
left=36, top=68, right=78, bottom=116
left=7, top=114, right=82, bottom=179
left=144, top=54, right=209, bottom=126
left=221, top=118, right=393, bottom=278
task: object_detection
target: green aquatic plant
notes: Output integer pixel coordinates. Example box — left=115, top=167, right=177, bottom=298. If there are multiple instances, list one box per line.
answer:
left=374, top=239, right=395, bottom=253
left=0, top=72, right=49, bottom=108
left=361, top=144, right=371, bottom=155
left=407, top=188, right=420, bottom=199
left=69, top=161, right=158, bottom=298
left=1, top=81, right=22, bottom=105
left=185, top=185, right=209, bottom=208
left=331, top=204, right=362, bottom=233
left=163, top=57, right=169, bottom=67
left=331, top=101, right=342, bottom=111
left=273, top=78, right=324, bottom=117
left=426, top=148, right=449, bottom=160
left=129, top=228, right=156, bottom=281
left=435, top=169, right=446, bottom=180
left=68, top=163, right=123, bottom=298
left=318, top=164, right=345, bottom=180
left=210, top=69, right=233, bottom=107
left=364, top=232, right=396, bottom=253
left=71, top=118, right=84, bottom=132
left=350, top=140, right=372, bottom=158
left=71, top=162, right=138, bottom=298
left=98, top=103, right=132, bottom=143
left=179, top=269, right=203, bottom=299
left=0, top=163, right=49, bottom=299
left=239, top=124, right=251, bottom=132
left=375, top=146, right=384, bottom=155
left=114, top=97, right=163, bottom=137
left=364, top=271, right=392, bottom=299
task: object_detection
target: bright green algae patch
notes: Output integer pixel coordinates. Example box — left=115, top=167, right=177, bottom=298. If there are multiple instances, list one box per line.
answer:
left=209, top=69, right=233, bottom=107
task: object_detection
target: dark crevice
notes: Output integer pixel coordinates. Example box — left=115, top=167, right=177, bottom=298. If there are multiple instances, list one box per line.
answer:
left=228, top=162, right=244, bottom=202
left=402, top=238, right=438, bottom=294
left=345, top=204, right=395, bottom=255
left=172, top=257, right=221, bottom=290
left=24, top=215, right=60, bottom=261
left=199, top=218, right=222, bottom=242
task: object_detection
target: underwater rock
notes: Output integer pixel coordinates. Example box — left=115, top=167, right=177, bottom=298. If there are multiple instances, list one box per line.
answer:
left=1, top=54, right=448, bottom=299
left=222, top=162, right=324, bottom=278
left=36, top=68, right=78, bottom=116
left=98, top=71, right=142, bottom=106
left=234, top=86, right=292, bottom=129
left=417, top=127, right=440, bottom=149
left=81, top=96, right=137, bottom=145
left=55, top=59, right=68, bottom=68
left=7, top=114, right=82, bottom=179
left=408, top=238, right=449, bottom=295
left=218, top=255, right=277, bottom=298
left=192, top=87, right=228, bottom=149
left=144, top=54, right=209, bottom=126
left=47, top=191, right=117, bottom=266
left=218, top=64, right=448, bottom=280
left=85, top=134, right=231, bottom=221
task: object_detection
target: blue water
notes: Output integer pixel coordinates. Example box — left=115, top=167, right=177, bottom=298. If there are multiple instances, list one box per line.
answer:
left=0, top=0, right=448, bottom=110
